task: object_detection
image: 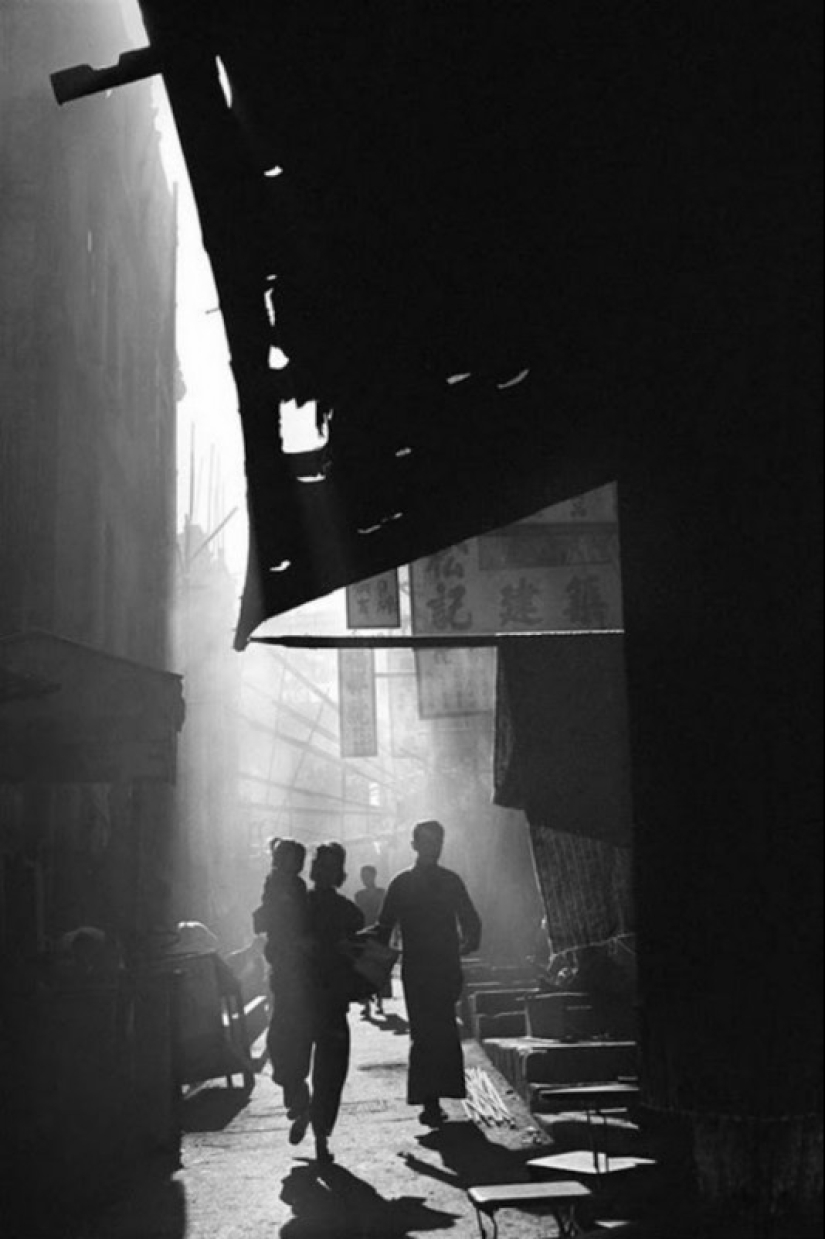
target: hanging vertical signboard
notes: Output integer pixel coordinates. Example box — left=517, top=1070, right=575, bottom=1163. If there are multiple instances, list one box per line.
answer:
left=345, top=570, right=401, bottom=629
left=409, top=536, right=497, bottom=717
left=388, top=672, right=428, bottom=760
left=415, top=648, right=497, bottom=718
left=338, top=648, right=378, bottom=757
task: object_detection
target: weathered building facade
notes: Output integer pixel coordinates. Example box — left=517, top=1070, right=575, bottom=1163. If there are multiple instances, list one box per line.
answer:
left=0, top=0, right=177, bottom=952
left=0, top=4, right=180, bottom=1225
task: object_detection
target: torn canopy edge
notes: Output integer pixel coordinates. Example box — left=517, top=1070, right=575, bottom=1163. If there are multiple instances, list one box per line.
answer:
left=132, top=0, right=624, bottom=648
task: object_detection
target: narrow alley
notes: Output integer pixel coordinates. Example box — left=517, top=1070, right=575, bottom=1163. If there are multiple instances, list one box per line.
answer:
left=1, top=5, right=820, bottom=1239
left=75, top=990, right=569, bottom=1239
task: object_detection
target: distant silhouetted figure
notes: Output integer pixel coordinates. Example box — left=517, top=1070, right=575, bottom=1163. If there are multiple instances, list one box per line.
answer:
left=376, top=819, right=481, bottom=1127
left=354, top=864, right=389, bottom=1016
left=253, top=838, right=313, bottom=1123
left=303, top=842, right=365, bottom=1163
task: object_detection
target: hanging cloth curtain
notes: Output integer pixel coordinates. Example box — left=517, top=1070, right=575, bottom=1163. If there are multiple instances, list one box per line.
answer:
left=493, top=633, right=632, bottom=951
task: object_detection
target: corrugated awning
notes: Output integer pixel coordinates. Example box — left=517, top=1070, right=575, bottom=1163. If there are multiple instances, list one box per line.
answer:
left=73, top=0, right=812, bottom=648
left=136, top=0, right=641, bottom=645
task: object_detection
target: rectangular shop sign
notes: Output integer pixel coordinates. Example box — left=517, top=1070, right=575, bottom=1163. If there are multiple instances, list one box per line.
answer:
left=388, top=671, right=429, bottom=759
left=345, top=570, right=401, bottom=628
left=338, top=648, right=378, bottom=756
left=410, top=484, right=623, bottom=637
left=414, top=647, right=496, bottom=718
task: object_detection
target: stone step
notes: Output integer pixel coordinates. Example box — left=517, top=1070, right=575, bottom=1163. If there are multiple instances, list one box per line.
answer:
left=525, top=992, right=592, bottom=1038
left=460, top=978, right=535, bottom=1029
left=469, top=987, right=537, bottom=1039
left=529, top=1080, right=640, bottom=1114
left=471, top=987, right=539, bottom=1016
left=527, top=991, right=638, bottom=1040
left=483, top=1037, right=638, bottom=1096
left=533, top=1113, right=654, bottom=1160
left=475, top=1011, right=527, bottom=1039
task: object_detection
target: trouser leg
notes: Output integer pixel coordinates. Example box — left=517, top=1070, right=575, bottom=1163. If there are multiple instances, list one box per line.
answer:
left=268, top=996, right=312, bottom=1113
left=310, top=1004, right=351, bottom=1137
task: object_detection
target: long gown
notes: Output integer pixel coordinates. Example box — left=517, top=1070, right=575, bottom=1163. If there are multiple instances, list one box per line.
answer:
left=378, top=864, right=481, bottom=1103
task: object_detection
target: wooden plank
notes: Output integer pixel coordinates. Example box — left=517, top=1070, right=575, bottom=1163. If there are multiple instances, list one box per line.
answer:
left=253, top=631, right=623, bottom=649
left=469, top=1180, right=592, bottom=1207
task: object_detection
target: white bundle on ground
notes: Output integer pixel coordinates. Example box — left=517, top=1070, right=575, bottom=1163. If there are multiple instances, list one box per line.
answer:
left=463, top=1067, right=516, bottom=1127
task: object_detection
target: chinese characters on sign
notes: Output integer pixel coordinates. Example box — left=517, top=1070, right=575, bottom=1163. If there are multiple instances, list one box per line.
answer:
left=410, top=484, right=623, bottom=637
left=408, top=484, right=623, bottom=716
left=345, top=570, right=401, bottom=629
left=419, top=544, right=474, bottom=631
left=338, top=648, right=378, bottom=756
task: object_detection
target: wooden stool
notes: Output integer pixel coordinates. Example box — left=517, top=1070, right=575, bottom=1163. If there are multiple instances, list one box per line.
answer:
left=468, top=1180, right=592, bottom=1238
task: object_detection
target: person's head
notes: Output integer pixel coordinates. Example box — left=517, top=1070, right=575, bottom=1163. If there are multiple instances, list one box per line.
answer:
left=360, top=864, right=378, bottom=888
left=270, top=837, right=306, bottom=877
left=310, top=842, right=347, bottom=890
left=411, top=819, right=445, bottom=867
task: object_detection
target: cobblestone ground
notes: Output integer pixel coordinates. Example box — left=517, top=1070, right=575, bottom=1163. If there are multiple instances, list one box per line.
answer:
left=75, top=990, right=566, bottom=1239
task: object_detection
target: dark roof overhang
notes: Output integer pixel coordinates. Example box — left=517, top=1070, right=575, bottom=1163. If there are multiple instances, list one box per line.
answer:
left=52, top=2, right=820, bottom=647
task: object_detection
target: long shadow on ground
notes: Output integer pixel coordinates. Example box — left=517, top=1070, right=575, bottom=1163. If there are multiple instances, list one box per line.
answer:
left=279, top=1162, right=459, bottom=1238
left=405, top=1120, right=541, bottom=1190
left=357, top=1008, right=410, bottom=1036
left=371, top=1011, right=410, bottom=1036
left=413, top=1120, right=707, bottom=1239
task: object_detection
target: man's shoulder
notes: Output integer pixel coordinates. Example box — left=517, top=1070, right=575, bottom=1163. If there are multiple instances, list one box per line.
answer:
left=388, top=866, right=415, bottom=886
left=435, top=865, right=466, bottom=886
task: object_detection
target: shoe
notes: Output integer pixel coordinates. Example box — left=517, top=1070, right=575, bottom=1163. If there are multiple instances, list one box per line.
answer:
left=285, top=1082, right=310, bottom=1119
left=419, top=1101, right=447, bottom=1127
left=288, top=1109, right=311, bottom=1145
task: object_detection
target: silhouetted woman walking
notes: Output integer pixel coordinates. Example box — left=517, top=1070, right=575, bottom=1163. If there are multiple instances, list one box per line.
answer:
left=302, top=842, right=364, bottom=1163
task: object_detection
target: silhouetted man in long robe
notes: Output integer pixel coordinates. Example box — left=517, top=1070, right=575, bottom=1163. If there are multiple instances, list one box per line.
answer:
left=377, top=819, right=481, bottom=1126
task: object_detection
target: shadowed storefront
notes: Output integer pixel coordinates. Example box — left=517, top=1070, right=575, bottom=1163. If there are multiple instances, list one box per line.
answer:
left=0, top=631, right=185, bottom=1230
